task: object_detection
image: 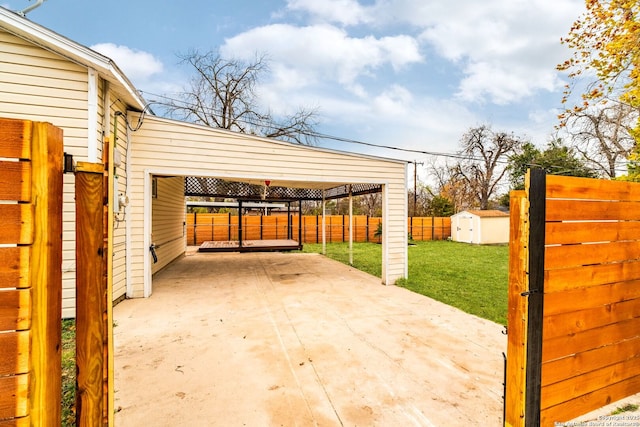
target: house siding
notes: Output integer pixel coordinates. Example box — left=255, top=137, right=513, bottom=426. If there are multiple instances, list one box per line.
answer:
left=0, top=29, right=93, bottom=318
left=151, top=176, right=186, bottom=274
left=0, top=29, right=131, bottom=316
left=129, top=115, right=407, bottom=296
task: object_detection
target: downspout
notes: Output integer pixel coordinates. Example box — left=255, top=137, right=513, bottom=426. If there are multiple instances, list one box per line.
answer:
left=18, top=0, right=46, bottom=16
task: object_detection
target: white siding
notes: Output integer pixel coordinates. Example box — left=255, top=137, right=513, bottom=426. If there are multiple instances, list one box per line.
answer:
left=151, top=177, right=186, bottom=274
left=129, top=115, right=408, bottom=296
left=0, top=30, right=130, bottom=316
left=0, top=30, right=91, bottom=318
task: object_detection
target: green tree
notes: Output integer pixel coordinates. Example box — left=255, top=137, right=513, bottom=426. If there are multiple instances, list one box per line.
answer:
left=558, top=1, right=640, bottom=179
left=427, top=195, right=455, bottom=217
left=508, top=140, right=598, bottom=190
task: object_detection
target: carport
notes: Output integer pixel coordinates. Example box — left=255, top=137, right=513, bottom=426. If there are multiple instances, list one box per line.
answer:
left=125, top=114, right=409, bottom=299
left=113, top=251, right=506, bottom=425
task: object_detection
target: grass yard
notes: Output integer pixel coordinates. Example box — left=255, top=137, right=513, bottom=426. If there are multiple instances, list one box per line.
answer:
left=303, top=240, right=509, bottom=325
left=61, top=319, right=76, bottom=426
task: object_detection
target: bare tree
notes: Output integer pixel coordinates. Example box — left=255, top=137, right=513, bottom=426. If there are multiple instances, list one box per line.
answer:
left=563, top=101, right=637, bottom=178
left=426, top=159, right=473, bottom=213
left=167, top=50, right=318, bottom=144
left=454, top=125, right=524, bottom=210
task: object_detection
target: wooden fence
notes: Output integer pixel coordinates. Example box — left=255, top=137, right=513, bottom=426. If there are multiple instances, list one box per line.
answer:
left=506, top=170, right=640, bottom=426
left=186, top=213, right=451, bottom=245
left=0, top=118, right=63, bottom=425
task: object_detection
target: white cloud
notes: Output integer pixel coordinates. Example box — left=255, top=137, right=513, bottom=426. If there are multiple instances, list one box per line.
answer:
left=279, top=0, right=585, bottom=105
left=220, top=24, right=422, bottom=89
left=284, top=0, right=372, bottom=26
left=90, top=43, right=164, bottom=85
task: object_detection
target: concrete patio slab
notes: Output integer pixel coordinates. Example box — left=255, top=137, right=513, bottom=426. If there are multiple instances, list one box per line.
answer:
left=113, top=251, right=506, bottom=426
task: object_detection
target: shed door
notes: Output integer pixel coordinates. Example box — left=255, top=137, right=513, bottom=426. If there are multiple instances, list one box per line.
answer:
left=457, top=215, right=473, bottom=243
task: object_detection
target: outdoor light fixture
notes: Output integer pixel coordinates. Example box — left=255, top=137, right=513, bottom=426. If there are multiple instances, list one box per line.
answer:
left=63, top=152, right=74, bottom=173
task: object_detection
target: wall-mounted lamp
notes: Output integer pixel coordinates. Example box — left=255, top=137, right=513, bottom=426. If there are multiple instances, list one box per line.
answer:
left=63, top=152, right=75, bottom=173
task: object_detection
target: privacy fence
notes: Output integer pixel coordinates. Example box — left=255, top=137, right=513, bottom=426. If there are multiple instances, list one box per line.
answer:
left=0, top=118, right=63, bottom=425
left=185, top=213, right=451, bottom=245
left=506, top=170, right=640, bottom=426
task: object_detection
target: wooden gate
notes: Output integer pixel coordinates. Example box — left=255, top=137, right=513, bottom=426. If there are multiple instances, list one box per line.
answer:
left=506, top=169, right=640, bottom=426
left=0, top=118, right=63, bottom=425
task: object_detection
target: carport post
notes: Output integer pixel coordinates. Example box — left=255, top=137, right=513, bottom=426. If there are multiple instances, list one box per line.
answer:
left=238, top=200, right=243, bottom=249
left=298, top=199, right=302, bottom=246
left=322, top=191, right=326, bottom=254
left=349, top=186, right=353, bottom=265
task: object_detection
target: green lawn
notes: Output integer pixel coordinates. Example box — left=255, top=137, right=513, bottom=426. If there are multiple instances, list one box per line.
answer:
left=61, top=319, right=76, bottom=426
left=303, top=240, right=509, bottom=325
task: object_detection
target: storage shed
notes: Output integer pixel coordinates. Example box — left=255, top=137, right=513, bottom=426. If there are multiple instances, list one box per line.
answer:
left=450, top=210, right=509, bottom=244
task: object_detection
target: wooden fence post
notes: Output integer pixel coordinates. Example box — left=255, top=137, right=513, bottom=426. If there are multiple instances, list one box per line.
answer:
left=505, top=190, right=528, bottom=427
left=524, top=169, right=546, bottom=427
left=29, top=122, right=63, bottom=425
left=75, top=162, right=106, bottom=426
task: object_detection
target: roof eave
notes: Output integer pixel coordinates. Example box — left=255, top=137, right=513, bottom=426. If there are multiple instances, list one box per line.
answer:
left=0, top=6, right=146, bottom=111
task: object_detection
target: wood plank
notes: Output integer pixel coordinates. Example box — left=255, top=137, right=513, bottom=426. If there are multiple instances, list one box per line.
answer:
left=0, top=161, right=31, bottom=202
left=544, top=279, right=640, bottom=316
left=0, top=374, right=29, bottom=419
left=545, top=240, right=640, bottom=270
left=0, top=118, right=31, bottom=159
left=547, top=199, right=640, bottom=221
left=542, top=316, right=640, bottom=362
left=0, top=289, right=30, bottom=331
left=28, top=122, right=62, bottom=425
left=541, top=374, right=640, bottom=426
left=545, top=260, right=640, bottom=293
left=75, top=165, right=105, bottom=426
left=544, top=297, right=640, bottom=340
left=546, top=175, right=640, bottom=201
left=0, top=331, right=30, bottom=376
left=0, top=247, right=30, bottom=289
left=0, top=204, right=33, bottom=244
left=541, top=355, right=640, bottom=409
left=542, top=336, right=640, bottom=386
left=546, top=220, right=640, bottom=245
left=0, top=416, right=30, bottom=427
left=505, top=191, right=528, bottom=427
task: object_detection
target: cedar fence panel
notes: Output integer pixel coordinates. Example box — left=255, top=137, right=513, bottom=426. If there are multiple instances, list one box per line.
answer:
left=0, top=118, right=63, bottom=426
left=186, top=214, right=451, bottom=245
left=506, top=172, right=640, bottom=426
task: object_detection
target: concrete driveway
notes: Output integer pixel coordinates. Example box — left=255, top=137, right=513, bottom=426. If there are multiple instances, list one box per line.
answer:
left=113, top=251, right=506, bottom=426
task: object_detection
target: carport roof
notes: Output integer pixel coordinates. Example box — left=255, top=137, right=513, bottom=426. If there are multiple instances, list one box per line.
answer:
left=184, top=176, right=382, bottom=201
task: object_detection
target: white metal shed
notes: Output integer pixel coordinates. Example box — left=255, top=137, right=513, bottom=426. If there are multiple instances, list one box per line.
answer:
left=450, top=210, right=509, bottom=244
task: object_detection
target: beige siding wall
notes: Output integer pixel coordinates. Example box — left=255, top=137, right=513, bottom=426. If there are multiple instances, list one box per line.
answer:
left=479, top=217, right=509, bottom=244
left=151, top=177, right=186, bottom=274
left=129, top=115, right=407, bottom=296
left=0, top=30, right=92, bottom=318
left=111, top=97, right=130, bottom=301
left=0, top=30, right=129, bottom=316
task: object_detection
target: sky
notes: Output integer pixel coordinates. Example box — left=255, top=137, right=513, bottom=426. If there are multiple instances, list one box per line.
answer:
left=5, top=0, right=587, bottom=172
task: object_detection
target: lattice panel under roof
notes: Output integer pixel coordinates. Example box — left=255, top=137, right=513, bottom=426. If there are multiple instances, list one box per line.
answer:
left=184, top=177, right=381, bottom=201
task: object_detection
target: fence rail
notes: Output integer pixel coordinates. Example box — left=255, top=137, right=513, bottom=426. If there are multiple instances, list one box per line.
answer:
left=185, top=213, right=451, bottom=245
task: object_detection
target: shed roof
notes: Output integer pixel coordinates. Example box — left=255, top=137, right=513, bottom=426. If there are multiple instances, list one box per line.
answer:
left=457, top=210, right=509, bottom=218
